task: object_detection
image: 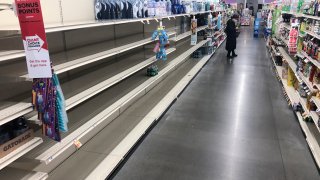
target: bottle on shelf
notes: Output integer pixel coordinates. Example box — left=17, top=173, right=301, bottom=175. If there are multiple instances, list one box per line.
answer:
left=166, top=0, right=171, bottom=16
left=148, top=0, right=156, bottom=17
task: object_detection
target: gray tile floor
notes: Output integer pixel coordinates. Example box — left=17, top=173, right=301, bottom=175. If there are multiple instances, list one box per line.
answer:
left=111, top=28, right=320, bottom=180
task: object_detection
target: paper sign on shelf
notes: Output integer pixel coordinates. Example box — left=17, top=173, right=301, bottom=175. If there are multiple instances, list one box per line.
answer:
left=15, top=0, right=52, bottom=78
left=191, top=18, right=198, bottom=45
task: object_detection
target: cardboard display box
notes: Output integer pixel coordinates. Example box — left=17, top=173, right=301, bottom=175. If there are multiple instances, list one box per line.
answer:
left=0, top=129, right=34, bottom=159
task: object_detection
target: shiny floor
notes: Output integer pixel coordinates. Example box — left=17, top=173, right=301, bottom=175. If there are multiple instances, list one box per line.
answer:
left=111, top=28, right=320, bottom=180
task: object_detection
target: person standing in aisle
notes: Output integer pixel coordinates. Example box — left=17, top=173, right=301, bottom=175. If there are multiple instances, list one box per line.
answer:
left=225, top=15, right=238, bottom=58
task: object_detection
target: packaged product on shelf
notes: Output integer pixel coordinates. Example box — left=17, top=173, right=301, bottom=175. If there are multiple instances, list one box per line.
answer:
left=132, top=0, right=139, bottom=18
left=282, top=67, right=288, bottom=79
left=122, top=0, right=129, bottom=19
left=304, top=62, right=312, bottom=77
left=288, top=26, right=298, bottom=54
left=166, top=0, right=171, bottom=15
left=309, top=65, right=317, bottom=82
left=314, top=69, right=320, bottom=84
left=148, top=0, right=156, bottom=17
left=191, top=18, right=198, bottom=45
left=287, top=67, right=296, bottom=86
left=147, top=65, right=159, bottom=76
left=95, top=0, right=102, bottom=20
left=114, top=0, right=120, bottom=18
left=151, top=24, right=169, bottom=60
left=143, top=0, right=148, bottom=17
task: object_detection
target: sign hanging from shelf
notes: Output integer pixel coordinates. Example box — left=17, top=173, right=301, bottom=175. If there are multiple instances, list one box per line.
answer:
left=15, top=0, right=52, bottom=78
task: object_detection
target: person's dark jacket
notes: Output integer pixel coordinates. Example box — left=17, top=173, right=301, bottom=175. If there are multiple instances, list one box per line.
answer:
left=225, top=19, right=237, bottom=51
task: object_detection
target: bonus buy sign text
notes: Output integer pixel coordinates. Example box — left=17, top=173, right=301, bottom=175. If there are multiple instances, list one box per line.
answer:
left=17, top=2, right=40, bottom=14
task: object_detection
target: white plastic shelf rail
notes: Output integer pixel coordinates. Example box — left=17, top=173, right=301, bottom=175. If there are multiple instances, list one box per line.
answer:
left=0, top=137, right=43, bottom=170
left=300, top=51, right=320, bottom=69
left=0, top=103, right=33, bottom=127
left=303, top=14, right=320, bottom=21
left=282, top=23, right=291, bottom=30
left=278, top=47, right=297, bottom=70
left=29, top=40, right=208, bottom=165
left=171, top=25, right=207, bottom=42
left=297, top=71, right=317, bottom=91
left=0, top=50, right=25, bottom=63
left=305, top=30, right=320, bottom=41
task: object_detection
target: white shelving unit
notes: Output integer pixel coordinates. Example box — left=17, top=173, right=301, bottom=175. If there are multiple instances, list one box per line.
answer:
left=28, top=48, right=177, bottom=122
left=312, top=97, right=320, bottom=108
left=86, top=39, right=224, bottom=180
left=0, top=7, right=227, bottom=178
left=271, top=41, right=320, bottom=169
left=0, top=103, right=33, bottom=126
left=19, top=32, right=176, bottom=77
left=278, top=47, right=297, bottom=70
left=305, top=30, right=320, bottom=40
left=279, top=36, right=289, bottom=46
left=0, top=50, right=25, bottom=62
left=281, top=11, right=303, bottom=17
left=299, top=51, right=320, bottom=69
left=0, top=10, right=216, bottom=65
left=296, top=112, right=320, bottom=167
left=26, top=40, right=209, bottom=166
left=297, top=71, right=317, bottom=91
left=282, top=23, right=291, bottom=30
left=0, top=11, right=215, bottom=33
left=303, top=14, right=320, bottom=21
left=171, top=25, right=207, bottom=42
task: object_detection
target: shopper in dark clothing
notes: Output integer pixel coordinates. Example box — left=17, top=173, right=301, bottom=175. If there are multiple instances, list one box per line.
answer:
left=225, top=16, right=238, bottom=58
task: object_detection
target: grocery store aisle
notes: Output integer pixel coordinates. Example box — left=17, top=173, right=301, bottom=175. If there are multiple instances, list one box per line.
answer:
left=111, top=28, right=319, bottom=180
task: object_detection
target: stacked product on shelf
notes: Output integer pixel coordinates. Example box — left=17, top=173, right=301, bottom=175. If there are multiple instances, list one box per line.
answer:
left=266, top=4, right=320, bottom=168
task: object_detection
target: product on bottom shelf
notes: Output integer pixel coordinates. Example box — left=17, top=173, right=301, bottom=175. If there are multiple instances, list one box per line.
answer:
left=303, top=115, right=313, bottom=122
left=147, top=65, right=159, bottom=76
left=0, top=125, right=11, bottom=145
left=0, top=116, right=34, bottom=158
left=293, top=103, right=303, bottom=113
left=192, top=48, right=203, bottom=58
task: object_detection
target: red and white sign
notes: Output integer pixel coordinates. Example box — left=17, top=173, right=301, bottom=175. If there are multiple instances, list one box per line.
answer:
left=15, top=0, right=52, bottom=78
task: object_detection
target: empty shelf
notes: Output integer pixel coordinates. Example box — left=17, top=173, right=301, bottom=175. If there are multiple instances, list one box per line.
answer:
left=24, top=39, right=207, bottom=170
left=171, top=25, right=207, bottom=42
left=0, top=50, right=25, bottom=62
left=0, top=137, right=43, bottom=170
left=0, top=167, right=47, bottom=180
left=278, top=47, right=297, bottom=70
left=19, top=32, right=176, bottom=77
left=48, top=45, right=213, bottom=180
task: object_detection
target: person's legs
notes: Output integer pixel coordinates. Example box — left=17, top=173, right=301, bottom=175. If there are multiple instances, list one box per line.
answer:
left=227, top=50, right=231, bottom=57
left=232, top=50, right=238, bottom=57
